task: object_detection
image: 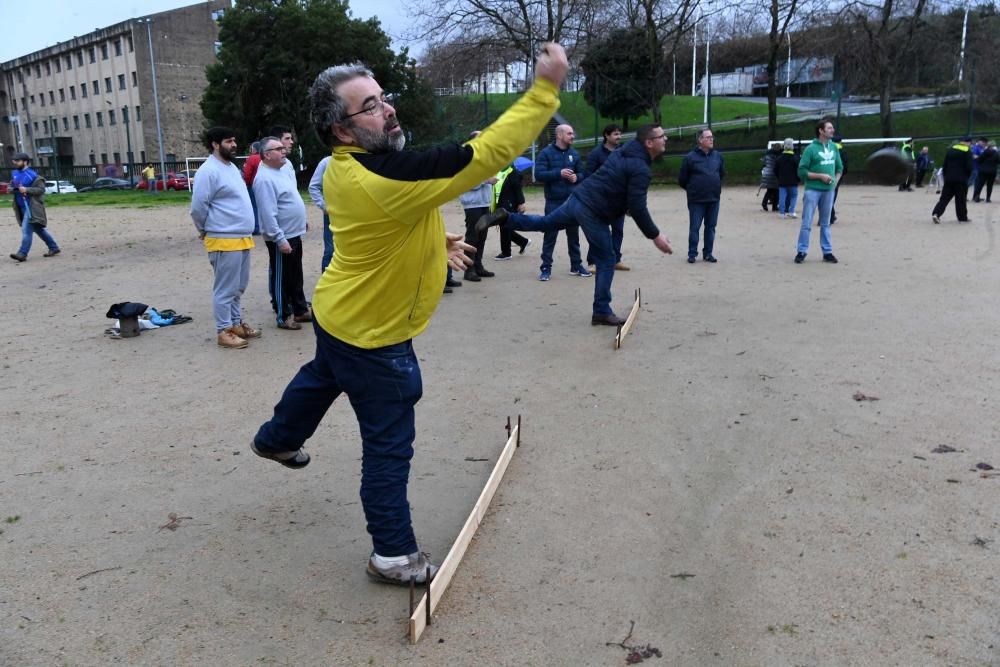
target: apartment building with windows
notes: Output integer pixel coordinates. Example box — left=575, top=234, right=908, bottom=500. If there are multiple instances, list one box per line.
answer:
left=0, top=0, right=228, bottom=176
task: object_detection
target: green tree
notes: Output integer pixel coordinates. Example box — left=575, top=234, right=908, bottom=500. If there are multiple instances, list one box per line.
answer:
left=581, top=27, right=664, bottom=131
left=201, top=0, right=439, bottom=170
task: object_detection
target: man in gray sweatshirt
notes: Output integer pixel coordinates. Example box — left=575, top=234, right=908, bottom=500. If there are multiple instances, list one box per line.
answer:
left=254, top=136, right=311, bottom=329
left=190, top=127, right=260, bottom=349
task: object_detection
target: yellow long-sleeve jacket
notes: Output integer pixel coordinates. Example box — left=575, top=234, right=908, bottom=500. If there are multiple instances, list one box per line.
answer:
left=314, top=78, right=560, bottom=349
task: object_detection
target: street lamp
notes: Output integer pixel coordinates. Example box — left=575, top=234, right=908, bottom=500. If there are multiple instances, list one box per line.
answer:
left=137, top=18, right=166, bottom=193
left=786, top=32, right=792, bottom=99
left=122, top=106, right=134, bottom=185
left=49, top=115, right=61, bottom=192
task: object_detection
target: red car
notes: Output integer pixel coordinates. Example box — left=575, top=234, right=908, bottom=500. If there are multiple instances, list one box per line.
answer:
left=0, top=181, right=9, bottom=194
left=136, top=173, right=189, bottom=191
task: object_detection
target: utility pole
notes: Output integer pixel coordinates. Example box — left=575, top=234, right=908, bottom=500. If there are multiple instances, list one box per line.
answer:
left=786, top=32, right=792, bottom=98
left=123, top=106, right=134, bottom=185
left=958, top=6, right=969, bottom=81
left=49, top=115, right=61, bottom=192
left=139, top=18, right=167, bottom=192
left=691, top=16, right=698, bottom=96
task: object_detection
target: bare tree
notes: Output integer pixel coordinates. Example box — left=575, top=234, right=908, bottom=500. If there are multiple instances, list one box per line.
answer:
left=764, top=0, right=804, bottom=139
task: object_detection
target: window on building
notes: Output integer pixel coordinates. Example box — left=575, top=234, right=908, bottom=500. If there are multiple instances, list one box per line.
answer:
left=212, top=9, right=225, bottom=21
left=45, top=62, right=51, bottom=76
left=114, top=39, right=122, bottom=56
left=65, top=55, right=73, bottom=70
left=69, top=85, right=76, bottom=100
left=104, top=77, right=112, bottom=93
left=131, top=71, right=138, bottom=87
left=21, top=97, right=26, bottom=109
left=101, top=44, right=108, bottom=60
left=35, top=64, right=41, bottom=78
left=214, top=41, right=222, bottom=56
left=140, top=150, right=146, bottom=162
left=96, top=111, right=103, bottom=127
left=89, top=47, right=96, bottom=63
left=16, top=70, right=23, bottom=83
left=89, top=153, right=96, bottom=165
left=109, top=109, right=116, bottom=125
left=113, top=152, right=121, bottom=164
left=101, top=153, right=108, bottom=164
left=34, top=121, right=39, bottom=132
left=43, top=119, right=48, bottom=133
left=40, top=94, right=45, bottom=107
left=118, top=74, right=126, bottom=90
left=76, top=51, right=83, bottom=67
left=92, top=81, right=99, bottom=95
left=81, top=84, right=87, bottom=98
left=135, top=106, right=141, bottom=121
left=49, top=91, right=55, bottom=104
left=29, top=94, right=35, bottom=104
left=54, top=59, right=60, bottom=73
left=128, top=36, right=134, bottom=52
left=59, top=89, right=65, bottom=102
left=11, top=99, right=16, bottom=113
left=84, top=113, right=91, bottom=128
left=63, top=117, right=69, bottom=131
left=73, top=115, right=80, bottom=130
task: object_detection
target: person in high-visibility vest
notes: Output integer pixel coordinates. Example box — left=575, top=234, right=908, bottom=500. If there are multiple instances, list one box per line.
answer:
left=492, top=157, right=532, bottom=260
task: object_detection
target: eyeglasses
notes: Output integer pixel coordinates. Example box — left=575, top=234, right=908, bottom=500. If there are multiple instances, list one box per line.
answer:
left=649, top=134, right=667, bottom=141
left=263, top=146, right=287, bottom=154
left=341, top=93, right=395, bottom=121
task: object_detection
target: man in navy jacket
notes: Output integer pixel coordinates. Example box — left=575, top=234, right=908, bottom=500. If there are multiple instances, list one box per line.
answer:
left=478, top=124, right=673, bottom=325
left=535, top=124, right=589, bottom=281
left=678, top=128, right=725, bottom=263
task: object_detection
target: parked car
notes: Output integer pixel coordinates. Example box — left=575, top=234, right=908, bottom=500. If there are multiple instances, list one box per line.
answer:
left=45, top=180, right=78, bottom=194
left=78, top=177, right=132, bottom=192
left=136, top=172, right=189, bottom=191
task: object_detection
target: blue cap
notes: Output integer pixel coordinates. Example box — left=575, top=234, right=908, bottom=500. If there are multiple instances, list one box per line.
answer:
left=513, top=156, right=533, bottom=172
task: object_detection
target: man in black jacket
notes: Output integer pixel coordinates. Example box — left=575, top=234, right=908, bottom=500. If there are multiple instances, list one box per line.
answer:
left=679, top=128, right=725, bottom=263
left=477, top=124, right=673, bottom=325
left=932, top=136, right=974, bottom=224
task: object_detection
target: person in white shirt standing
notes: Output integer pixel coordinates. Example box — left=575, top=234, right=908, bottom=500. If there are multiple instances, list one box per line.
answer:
left=253, top=136, right=311, bottom=330
left=308, top=155, right=333, bottom=272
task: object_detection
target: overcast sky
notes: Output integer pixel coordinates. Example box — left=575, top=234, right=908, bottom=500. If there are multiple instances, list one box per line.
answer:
left=0, top=0, right=418, bottom=63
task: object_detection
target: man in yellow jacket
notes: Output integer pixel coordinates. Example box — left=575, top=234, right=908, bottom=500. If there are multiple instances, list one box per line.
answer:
left=252, top=43, right=568, bottom=586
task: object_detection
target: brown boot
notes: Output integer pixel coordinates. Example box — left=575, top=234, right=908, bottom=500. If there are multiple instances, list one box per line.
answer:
left=218, top=328, right=248, bottom=349
left=277, top=316, right=302, bottom=330
left=293, top=309, right=313, bottom=323
left=614, top=262, right=631, bottom=271
left=233, top=322, right=261, bottom=339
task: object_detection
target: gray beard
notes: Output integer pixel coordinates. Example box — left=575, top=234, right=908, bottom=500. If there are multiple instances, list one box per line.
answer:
left=353, top=125, right=406, bottom=153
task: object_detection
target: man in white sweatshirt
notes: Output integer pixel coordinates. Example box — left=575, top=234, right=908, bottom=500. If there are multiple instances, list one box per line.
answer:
left=253, top=136, right=311, bottom=330
left=190, top=127, right=260, bottom=349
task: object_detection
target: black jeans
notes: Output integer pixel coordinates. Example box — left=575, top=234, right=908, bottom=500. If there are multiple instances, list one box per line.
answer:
left=973, top=172, right=996, bottom=202
left=933, top=181, right=969, bottom=221
left=463, top=206, right=489, bottom=270
left=266, top=236, right=309, bottom=323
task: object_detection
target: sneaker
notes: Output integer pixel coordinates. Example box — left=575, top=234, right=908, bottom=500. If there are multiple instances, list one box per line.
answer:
left=463, top=269, right=481, bottom=282
left=823, top=253, right=838, bottom=263
left=293, top=309, right=313, bottom=323
left=445, top=278, right=462, bottom=287
left=570, top=266, right=593, bottom=277
left=687, top=257, right=696, bottom=264
left=277, top=316, right=302, bottom=330
left=494, top=253, right=513, bottom=261
left=787, top=213, right=797, bottom=219
left=43, top=248, right=61, bottom=257
left=474, top=209, right=508, bottom=235
left=366, top=551, right=438, bottom=586
left=538, top=269, right=551, bottom=281
left=518, top=238, right=532, bottom=254
left=9, top=252, right=26, bottom=262
left=476, top=268, right=495, bottom=278
left=233, top=322, right=262, bottom=339
left=794, top=252, right=806, bottom=264
left=932, top=214, right=941, bottom=224
left=614, top=262, right=631, bottom=271
left=218, top=329, right=248, bottom=349
left=703, top=255, right=718, bottom=263
left=250, top=439, right=310, bottom=469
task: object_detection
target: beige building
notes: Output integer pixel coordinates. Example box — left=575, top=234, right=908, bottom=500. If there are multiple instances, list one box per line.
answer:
left=0, top=0, right=228, bottom=178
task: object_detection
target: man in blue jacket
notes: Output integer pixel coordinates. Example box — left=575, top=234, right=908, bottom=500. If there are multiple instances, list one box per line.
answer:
left=679, top=128, right=725, bottom=263
left=535, top=124, right=590, bottom=281
left=478, top=124, right=673, bottom=325
left=586, top=123, right=629, bottom=272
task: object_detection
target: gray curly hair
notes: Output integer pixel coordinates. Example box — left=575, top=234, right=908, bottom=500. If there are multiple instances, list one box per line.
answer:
left=309, top=63, right=374, bottom=147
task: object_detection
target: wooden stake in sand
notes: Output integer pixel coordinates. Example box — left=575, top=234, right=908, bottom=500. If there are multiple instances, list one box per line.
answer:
left=614, top=288, right=642, bottom=350
left=408, top=416, right=522, bottom=643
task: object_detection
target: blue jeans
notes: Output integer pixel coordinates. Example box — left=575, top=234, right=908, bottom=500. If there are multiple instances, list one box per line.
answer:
left=797, top=188, right=834, bottom=254
left=255, top=324, right=422, bottom=557
left=587, top=216, right=624, bottom=265
left=321, top=213, right=334, bottom=272
left=539, top=199, right=584, bottom=272
left=687, top=200, right=720, bottom=259
left=778, top=186, right=798, bottom=215
left=508, top=197, right=616, bottom=315
left=18, top=218, right=59, bottom=257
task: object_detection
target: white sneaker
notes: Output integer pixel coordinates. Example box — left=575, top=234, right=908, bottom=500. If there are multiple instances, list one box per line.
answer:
left=787, top=213, right=797, bottom=219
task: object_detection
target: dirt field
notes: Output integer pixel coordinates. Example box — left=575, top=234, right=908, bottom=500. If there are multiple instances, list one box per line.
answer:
left=2, top=185, right=998, bottom=666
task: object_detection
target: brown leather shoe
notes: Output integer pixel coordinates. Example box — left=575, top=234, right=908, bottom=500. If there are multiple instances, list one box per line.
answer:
left=233, top=322, right=261, bottom=339
left=591, top=313, right=626, bottom=326
left=614, top=262, right=631, bottom=271
left=277, top=316, right=302, bottom=330
left=293, top=309, right=313, bottom=323
left=218, top=329, right=248, bottom=349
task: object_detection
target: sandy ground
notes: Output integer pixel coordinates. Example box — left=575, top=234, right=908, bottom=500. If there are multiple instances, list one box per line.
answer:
left=1, top=184, right=998, bottom=666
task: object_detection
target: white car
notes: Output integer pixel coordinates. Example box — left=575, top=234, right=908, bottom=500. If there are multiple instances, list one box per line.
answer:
left=45, top=180, right=78, bottom=194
